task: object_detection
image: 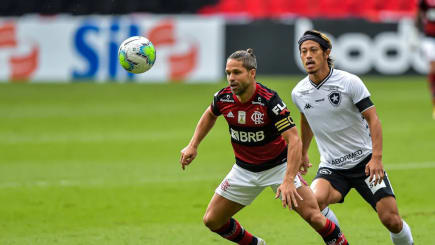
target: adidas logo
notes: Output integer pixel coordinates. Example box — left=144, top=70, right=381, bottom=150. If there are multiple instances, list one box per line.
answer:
left=227, top=111, right=234, bottom=118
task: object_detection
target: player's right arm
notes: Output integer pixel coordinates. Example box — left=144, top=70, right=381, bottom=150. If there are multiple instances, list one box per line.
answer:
left=300, top=113, right=313, bottom=174
left=180, top=107, right=218, bottom=170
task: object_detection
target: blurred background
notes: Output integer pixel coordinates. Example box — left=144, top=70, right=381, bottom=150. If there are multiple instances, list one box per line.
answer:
left=0, top=0, right=424, bottom=82
left=1, top=1, right=434, bottom=245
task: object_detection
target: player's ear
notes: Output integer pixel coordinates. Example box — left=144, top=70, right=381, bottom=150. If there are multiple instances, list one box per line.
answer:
left=249, top=68, right=256, bottom=78
left=325, top=48, right=331, bottom=58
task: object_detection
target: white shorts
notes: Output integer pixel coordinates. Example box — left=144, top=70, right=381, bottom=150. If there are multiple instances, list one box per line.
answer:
left=422, top=37, right=435, bottom=62
left=215, top=163, right=304, bottom=206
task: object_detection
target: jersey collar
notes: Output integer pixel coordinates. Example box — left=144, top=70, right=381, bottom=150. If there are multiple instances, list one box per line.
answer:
left=309, top=68, right=334, bottom=89
left=233, top=82, right=258, bottom=104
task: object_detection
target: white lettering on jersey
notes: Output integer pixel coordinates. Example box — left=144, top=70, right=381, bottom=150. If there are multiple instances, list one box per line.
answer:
left=251, top=97, right=265, bottom=106
left=230, top=128, right=264, bottom=143
left=272, top=102, right=287, bottom=115
left=220, top=94, right=234, bottom=103
left=330, top=150, right=363, bottom=166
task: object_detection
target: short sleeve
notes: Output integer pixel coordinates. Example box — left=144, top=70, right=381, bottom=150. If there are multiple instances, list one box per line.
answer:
left=349, top=75, right=371, bottom=104
left=268, top=93, right=296, bottom=133
left=210, top=92, right=222, bottom=116
left=349, top=75, right=373, bottom=112
left=291, top=89, right=303, bottom=113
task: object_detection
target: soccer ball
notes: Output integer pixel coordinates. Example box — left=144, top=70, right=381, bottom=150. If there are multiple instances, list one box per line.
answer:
left=118, top=36, right=156, bottom=74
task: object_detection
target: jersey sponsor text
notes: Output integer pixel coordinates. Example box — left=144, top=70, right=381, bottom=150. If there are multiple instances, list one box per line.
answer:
left=330, top=149, right=363, bottom=166
left=230, top=128, right=265, bottom=143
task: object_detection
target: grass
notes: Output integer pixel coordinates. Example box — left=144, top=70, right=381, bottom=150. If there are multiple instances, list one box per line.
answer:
left=0, top=75, right=433, bottom=244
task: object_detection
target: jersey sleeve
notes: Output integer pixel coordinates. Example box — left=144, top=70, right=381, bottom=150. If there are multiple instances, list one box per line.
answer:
left=291, top=89, right=303, bottom=113
left=268, top=93, right=296, bottom=133
left=349, top=75, right=374, bottom=112
left=210, top=91, right=222, bottom=116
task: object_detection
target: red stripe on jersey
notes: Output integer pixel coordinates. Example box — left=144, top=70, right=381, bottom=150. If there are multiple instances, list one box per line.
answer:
left=232, top=137, right=287, bottom=164
left=221, top=87, right=232, bottom=94
left=257, top=85, right=274, bottom=100
left=257, top=84, right=273, bottom=95
left=257, top=90, right=273, bottom=100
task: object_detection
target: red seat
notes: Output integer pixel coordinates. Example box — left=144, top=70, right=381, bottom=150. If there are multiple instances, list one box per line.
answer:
left=197, top=0, right=418, bottom=20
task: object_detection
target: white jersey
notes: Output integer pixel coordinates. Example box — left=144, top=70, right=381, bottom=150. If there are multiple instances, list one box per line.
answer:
left=292, top=69, right=374, bottom=170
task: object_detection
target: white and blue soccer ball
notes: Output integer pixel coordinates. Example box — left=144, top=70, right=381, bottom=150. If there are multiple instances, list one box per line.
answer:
left=118, top=36, right=156, bottom=74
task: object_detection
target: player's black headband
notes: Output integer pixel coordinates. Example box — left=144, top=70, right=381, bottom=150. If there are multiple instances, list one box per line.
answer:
left=298, top=30, right=331, bottom=50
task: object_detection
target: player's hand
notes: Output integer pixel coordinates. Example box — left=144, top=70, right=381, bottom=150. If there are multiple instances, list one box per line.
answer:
left=180, top=145, right=197, bottom=170
left=275, top=179, right=303, bottom=211
left=299, top=155, right=312, bottom=175
left=365, top=157, right=384, bottom=186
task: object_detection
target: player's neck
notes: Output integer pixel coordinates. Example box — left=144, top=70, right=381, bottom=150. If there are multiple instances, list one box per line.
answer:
left=309, top=66, right=330, bottom=85
left=237, top=81, right=256, bottom=103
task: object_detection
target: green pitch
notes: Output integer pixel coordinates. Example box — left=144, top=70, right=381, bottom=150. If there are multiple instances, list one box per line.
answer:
left=0, top=76, right=433, bottom=244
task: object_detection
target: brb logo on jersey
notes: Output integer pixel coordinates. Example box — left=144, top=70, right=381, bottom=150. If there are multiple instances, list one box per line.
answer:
left=328, top=91, right=341, bottom=106
left=230, top=128, right=265, bottom=143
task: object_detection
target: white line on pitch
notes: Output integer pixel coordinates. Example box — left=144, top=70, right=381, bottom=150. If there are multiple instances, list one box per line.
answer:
left=384, top=162, right=435, bottom=170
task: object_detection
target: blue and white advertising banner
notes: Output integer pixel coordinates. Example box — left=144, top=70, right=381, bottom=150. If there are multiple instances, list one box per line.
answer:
left=0, top=15, right=225, bottom=82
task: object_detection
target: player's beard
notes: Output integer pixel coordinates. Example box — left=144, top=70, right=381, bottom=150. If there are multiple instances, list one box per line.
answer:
left=232, top=82, right=248, bottom=95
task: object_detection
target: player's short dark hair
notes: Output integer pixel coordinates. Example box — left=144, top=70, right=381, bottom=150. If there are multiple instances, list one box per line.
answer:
left=228, top=48, right=257, bottom=71
left=298, top=30, right=334, bottom=68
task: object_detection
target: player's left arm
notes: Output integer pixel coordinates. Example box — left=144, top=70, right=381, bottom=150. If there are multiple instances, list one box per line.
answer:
left=362, top=106, right=384, bottom=186
left=351, top=75, right=384, bottom=185
left=275, top=127, right=303, bottom=210
left=268, top=93, right=303, bottom=210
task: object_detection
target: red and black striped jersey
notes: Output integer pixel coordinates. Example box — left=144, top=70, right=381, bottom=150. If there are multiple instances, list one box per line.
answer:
left=420, top=0, right=435, bottom=36
left=210, top=82, right=295, bottom=172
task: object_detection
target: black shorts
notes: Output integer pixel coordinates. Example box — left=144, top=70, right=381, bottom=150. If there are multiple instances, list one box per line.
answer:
left=313, top=154, right=395, bottom=211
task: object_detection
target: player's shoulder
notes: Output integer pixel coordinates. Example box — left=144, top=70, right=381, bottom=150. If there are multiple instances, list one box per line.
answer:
left=333, top=68, right=358, bottom=78
left=292, top=76, right=310, bottom=96
left=214, top=86, right=233, bottom=98
left=332, top=69, right=363, bottom=85
left=256, top=82, right=278, bottom=101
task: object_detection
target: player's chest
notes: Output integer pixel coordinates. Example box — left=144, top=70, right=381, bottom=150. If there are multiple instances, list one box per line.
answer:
left=298, top=86, right=352, bottom=117
left=220, top=103, right=270, bottom=127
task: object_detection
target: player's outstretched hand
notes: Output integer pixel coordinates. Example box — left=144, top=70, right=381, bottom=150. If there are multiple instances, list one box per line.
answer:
left=365, top=158, right=384, bottom=186
left=275, top=180, right=303, bottom=211
left=299, top=155, right=312, bottom=175
left=180, top=145, right=197, bottom=170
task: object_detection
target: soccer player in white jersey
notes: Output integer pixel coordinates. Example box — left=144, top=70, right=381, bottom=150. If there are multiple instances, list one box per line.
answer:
left=291, top=30, right=414, bottom=245
left=180, top=48, right=348, bottom=245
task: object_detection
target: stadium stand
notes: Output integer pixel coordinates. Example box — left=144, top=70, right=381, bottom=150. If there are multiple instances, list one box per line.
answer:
left=0, top=0, right=218, bottom=16
left=0, top=0, right=416, bottom=19
left=198, top=0, right=417, bottom=20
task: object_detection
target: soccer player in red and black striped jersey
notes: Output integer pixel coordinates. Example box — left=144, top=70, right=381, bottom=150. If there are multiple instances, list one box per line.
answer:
left=417, top=0, right=435, bottom=119
left=180, top=48, right=349, bottom=245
